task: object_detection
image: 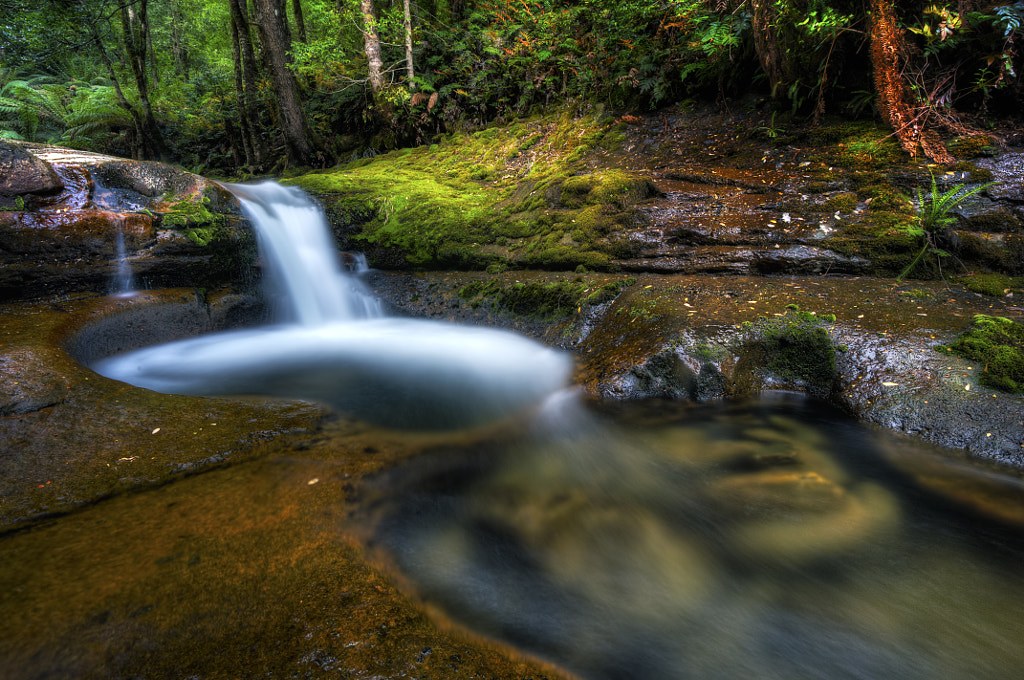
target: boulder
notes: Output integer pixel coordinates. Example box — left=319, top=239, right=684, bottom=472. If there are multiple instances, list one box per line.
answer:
left=0, top=140, right=64, bottom=196
left=94, top=160, right=205, bottom=198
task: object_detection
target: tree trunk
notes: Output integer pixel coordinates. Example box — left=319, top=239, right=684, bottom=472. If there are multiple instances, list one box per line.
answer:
left=751, top=0, right=785, bottom=98
left=292, top=0, right=307, bottom=43
left=869, top=0, right=953, bottom=164
left=251, top=0, right=315, bottom=167
left=360, top=0, right=386, bottom=98
left=147, top=12, right=160, bottom=86
left=228, top=0, right=267, bottom=166
left=171, top=0, right=190, bottom=80
left=229, top=10, right=255, bottom=168
left=88, top=18, right=146, bottom=159
left=120, top=0, right=170, bottom=161
left=404, top=0, right=415, bottom=89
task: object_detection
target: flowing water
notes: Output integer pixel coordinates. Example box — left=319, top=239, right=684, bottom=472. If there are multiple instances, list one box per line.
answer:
left=110, top=223, right=135, bottom=297
left=28, top=181, right=1022, bottom=678
left=92, top=182, right=571, bottom=430
left=355, top=394, right=1024, bottom=680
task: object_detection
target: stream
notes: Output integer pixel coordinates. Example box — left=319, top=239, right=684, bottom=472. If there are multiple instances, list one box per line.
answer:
left=1, top=182, right=1022, bottom=679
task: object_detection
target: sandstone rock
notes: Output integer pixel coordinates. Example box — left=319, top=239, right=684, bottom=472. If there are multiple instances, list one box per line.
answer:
left=0, top=140, right=64, bottom=196
left=94, top=160, right=205, bottom=198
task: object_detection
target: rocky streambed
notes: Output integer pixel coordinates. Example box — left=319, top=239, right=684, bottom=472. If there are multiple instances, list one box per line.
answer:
left=2, top=129, right=1024, bottom=679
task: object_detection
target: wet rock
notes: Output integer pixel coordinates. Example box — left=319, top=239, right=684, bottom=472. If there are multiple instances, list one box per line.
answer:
left=0, top=140, right=63, bottom=197
left=0, top=347, right=70, bottom=416
left=976, top=153, right=1024, bottom=203
left=0, top=148, right=253, bottom=301
left=620, top=348, right=696, bottom=399
left=94, top=160, right=206, bottom=199
left=753, top=245, right=870, bottom=275
left=0, top=292, right=324, bottom=530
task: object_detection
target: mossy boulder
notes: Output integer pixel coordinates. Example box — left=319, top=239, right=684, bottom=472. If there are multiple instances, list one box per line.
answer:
left=457, top=276, right=634, bottom=321
left=742, top=309, right=837, bottom=395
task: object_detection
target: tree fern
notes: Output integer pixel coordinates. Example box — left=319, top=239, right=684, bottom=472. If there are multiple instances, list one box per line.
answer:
left=62, top=84, right=133, bottom=145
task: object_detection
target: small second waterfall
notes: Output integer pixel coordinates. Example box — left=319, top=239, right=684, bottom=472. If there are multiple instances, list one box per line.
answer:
left=110, top=224, right=135, bottom=297
left=93, top=182, right=572, bottom=430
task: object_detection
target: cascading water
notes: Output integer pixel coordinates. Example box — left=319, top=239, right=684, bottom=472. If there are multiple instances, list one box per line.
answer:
left=92, top=182, right=572, bottom=429
left=110, top=223, right=135, bottom=297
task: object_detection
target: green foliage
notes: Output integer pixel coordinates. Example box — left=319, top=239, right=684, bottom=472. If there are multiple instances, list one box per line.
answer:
left=2, top=0, right=1023, bottom=172
left=898, top=174, right=994, bottom=282
left=904, top=2, right=1024, bottom=110
left=947, top=314, right=1024, bottom=393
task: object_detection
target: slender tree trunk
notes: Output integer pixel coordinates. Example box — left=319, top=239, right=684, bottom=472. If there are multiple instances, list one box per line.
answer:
left=120, top=0, right=170, bottom=160
left=229, top=11, right=255, bottom=168
left=360, top=0, right=386, bottom=98
left=869, top=0, right=953, bottom=164
left=171, top=0, right=190, bottom=80
left=147, top=14, right=160, bottom=86
left=82, top=5, right=148, bottom=159
left=251, top=0, right=314, bottom=166
left=228, top=0, right=267, bottom=166
left=292, top=0, right=307, bottom=43
left=404, top=0, right=415, bottom=89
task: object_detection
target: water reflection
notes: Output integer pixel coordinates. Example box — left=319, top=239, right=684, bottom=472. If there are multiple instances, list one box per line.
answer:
left=355, top=393, right=1024, bottom=680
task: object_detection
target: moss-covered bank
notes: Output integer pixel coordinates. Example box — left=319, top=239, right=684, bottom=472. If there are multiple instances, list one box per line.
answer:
left=288, top=112, right=657, bottom=271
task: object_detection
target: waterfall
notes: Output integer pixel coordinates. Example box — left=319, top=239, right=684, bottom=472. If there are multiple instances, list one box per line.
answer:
left=110, top=223, right=135, bottom=297
left=221, top=182, right=382, bottom=324
left=92, top=182, right=572, bottom=430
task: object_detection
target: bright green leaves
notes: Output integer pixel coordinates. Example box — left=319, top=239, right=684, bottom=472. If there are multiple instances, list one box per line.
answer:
left=898, top=173, right=993, bottom=282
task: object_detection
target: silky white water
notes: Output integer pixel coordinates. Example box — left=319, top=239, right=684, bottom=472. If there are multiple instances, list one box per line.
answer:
left=92, top=182, right=572, bottom=429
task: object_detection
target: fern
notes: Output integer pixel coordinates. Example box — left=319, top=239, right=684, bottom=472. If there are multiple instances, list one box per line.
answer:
left=898, top=174, right=994, bottom=281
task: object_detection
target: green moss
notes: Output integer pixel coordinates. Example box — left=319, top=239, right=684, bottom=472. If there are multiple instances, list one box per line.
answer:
left=558, top=170, right=656, bottom=210
left=951, top=161, right=995, bottom=183
left=849, top=171, right=885, bottom=189
left=458, top=276, right=633, bottom=320
left=946, top=135, right=997, bottom=159
left=947, top=315, right=1024, bottom=393
left=823, top=192, right=858, bottom=213
left=289, top=113, right=648, bottom=271
left=860, top=185, right=912, bottom=213
left=749, top=310, right=837, bottom=387
left=161, top=196, right=227, bottom=246
left=811, top=122, right=907, bottom=171
left=955, top=273, right=1024, bottom=297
